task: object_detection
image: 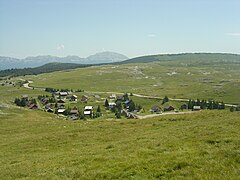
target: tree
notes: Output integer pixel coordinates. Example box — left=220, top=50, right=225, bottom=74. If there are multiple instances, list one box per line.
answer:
left=97, top=105, right=101, bottom=113
left=115, top=110, right=121, bottom=119
left=128, top=100, right=136, bottom=112
left=230, top=106, right=235, bottom=112
left=162, top=96, right=169, bottom=105
left=116, top=102, right=122, bottom=111
left=105, top=99, right=109, bottom=108
left=123, top=93, right=129, bottom=101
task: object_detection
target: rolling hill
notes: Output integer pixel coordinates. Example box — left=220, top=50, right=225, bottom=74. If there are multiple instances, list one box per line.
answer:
left=118, top=53, right=240, bottom=64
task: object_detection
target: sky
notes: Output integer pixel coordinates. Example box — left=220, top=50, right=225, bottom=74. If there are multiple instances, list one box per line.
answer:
left=0, top=0, right=240, bottom=59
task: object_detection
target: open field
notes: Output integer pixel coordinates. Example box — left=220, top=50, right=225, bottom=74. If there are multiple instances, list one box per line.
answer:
left=0, top=59, right=240, bottom=179
left=1, top=104, right=240, bottom=179
left=26, top=60, right=240, bottom=104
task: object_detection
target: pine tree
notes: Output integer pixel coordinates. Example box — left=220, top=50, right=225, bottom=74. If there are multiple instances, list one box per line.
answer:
left=105, top=99, right=109, bottom=108
left=97, top=105, right=101, bottom=113
left=129, top=100, right=136, bottom=112
left=162, top=96, right=169, bottom=105
left=123, top=93, right=129, bottom=101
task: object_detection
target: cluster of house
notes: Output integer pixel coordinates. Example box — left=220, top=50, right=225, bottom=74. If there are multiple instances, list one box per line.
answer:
left=150, top=105, right=175, bottom=113
left=149, top=104, right=202, bottom=113
left=105, top=94, right=143, bottom=119
left=38, top=91, right=94, bottom=119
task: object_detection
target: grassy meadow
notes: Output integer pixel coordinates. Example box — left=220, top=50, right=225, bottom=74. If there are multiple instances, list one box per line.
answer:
left=28, top=60, right=240, bottom=104
left=0, top=60, right=240, bottom=179
left=1, top=105, right=240, bottom=179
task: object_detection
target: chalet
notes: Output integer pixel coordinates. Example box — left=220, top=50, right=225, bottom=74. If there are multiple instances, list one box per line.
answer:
left=57, top=104, right=65, bottom=109
left=109, top=102, right=116, bottom=109
left=84, top=106, right=93, bottom=116
left=58, top=109, right=66, bottom=114
left=81, top=95, right=88, bottom=103
left=41, top=97, right=49, bottom=105
left=70, top=95, right=78, bottom=102
left=57, top=99, right=65, bottom=103
left=109, top=94, right=116, bottom=99
left=45, top=103, right=53, bottom=109
left=180, top=104, right=188, bottom=110
left=116, top=96, right=123, bottom=103
left=150, top=105, right=162, bottom=113
left=59, top=92, right=68, bottom=97
left=164, top=105, right=175, bottom=112
left=70, top=107, right=78, bottom=115
left=29, top=103, right=38, bottom=109
left=193, top=106, right=201, bottom=111
left=46, top=108, right=54, bottom=113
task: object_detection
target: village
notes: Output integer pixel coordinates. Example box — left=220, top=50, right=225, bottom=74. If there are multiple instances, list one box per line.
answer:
left=13, top=86, right=230, bottom=121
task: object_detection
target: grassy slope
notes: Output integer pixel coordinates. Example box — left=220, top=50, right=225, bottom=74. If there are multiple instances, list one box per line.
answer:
left=1, top=58, right=240, bottom=179
left=0, top=106, right=239, bottom=179
left=29, top=60, right=240, bottom=104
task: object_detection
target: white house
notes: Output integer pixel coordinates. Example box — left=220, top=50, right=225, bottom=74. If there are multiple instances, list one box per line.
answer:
left=84, top=106, right=93, bottom=116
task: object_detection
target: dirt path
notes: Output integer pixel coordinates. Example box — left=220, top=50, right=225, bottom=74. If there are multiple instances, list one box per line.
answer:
left=22, top=80, right=238, bottom=108
left=23, top=81, right=34, bottom=89
left=135, top=111, right=197, bottom=119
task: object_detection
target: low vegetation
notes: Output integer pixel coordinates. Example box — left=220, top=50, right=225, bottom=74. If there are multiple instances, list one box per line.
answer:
left=0, top=54, right=239, bottom=179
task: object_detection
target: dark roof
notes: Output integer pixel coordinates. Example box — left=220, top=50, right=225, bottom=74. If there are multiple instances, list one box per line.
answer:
left=151, top=105, right=161, bottom=112
left=57, top=99, right=65, bottom=103
left=116, top=96, right=123, bottom=100
left=29, top=104, right=38, bottom=109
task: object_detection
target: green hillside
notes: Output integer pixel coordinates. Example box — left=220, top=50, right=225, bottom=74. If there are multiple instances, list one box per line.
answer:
left=0, top=53, right=240, bottom=179
left=26, top=59, right=240, bottom=104
left=0, top=99, right=239, bottom=179
left=0, top=62, right=92, bottom=77
left=119, top=53, right=240, bottom=64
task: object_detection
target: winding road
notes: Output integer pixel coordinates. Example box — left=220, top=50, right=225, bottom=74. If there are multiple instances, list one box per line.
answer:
left=22, top=80, right=238, bottom=108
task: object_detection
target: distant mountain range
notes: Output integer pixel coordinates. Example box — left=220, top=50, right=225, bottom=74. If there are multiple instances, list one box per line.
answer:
left=0, top=51, right=128, bottom=70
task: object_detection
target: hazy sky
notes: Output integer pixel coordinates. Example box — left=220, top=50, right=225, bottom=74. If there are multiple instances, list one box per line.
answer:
left=0, top=0, right=240, bottom=58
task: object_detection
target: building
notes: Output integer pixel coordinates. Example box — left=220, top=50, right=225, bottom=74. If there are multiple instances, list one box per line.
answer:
left=150, top=105, right=162, bottom=112
left=70, top=106, right=78, bottom=115
left=59, top=92, right=68, bottom=96
left=46, top=108, right=54, bottom=113
left=84, top=106, right=93, bottom=116
left=109, top=94, right=116, bottom=99
left=70, top=95, right=78, bottom=102
left=58, top=109, right=66, bottom=114
left=81, top=95, right=88, bottom=103
left=57, top=104, right=65, bottom=109
left=164, top=105, right=175, bottom=112
left=57, top=99, right=65, bottom=103
left=29, top=103, right=38, bottom=109
left=193, top=106, right=201, bottom=111
left=109, top=102, right=116, bottom=109
left=180, top=104, right=188, bottom=110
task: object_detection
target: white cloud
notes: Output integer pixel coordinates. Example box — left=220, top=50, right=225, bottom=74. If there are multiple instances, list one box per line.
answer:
left=56, top=44, right=65, bottom=50
left=226, top=33, right=240, bottom=36
left=147, top=34, right=157, bottom=38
